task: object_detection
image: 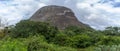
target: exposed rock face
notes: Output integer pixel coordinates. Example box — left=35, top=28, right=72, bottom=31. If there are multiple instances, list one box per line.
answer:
left=30, top=5, right=90, bottom=29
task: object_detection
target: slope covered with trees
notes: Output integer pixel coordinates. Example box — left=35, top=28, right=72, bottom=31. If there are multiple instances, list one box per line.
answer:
left=0, top=20, right=120, bottom=51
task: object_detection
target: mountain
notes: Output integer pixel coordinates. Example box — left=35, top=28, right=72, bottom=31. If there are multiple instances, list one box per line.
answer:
left=30, top=5, right=91, bottom=29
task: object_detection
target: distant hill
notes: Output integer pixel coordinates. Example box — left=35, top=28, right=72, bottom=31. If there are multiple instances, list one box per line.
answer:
left=30, top=5, right=91, bottom=29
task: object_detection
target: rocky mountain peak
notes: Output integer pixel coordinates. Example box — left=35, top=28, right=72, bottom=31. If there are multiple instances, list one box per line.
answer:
left=30, top=5, right=90, bottom=29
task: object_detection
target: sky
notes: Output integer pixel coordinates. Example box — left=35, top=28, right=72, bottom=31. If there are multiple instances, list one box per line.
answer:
left=0, top=0, right=120, bottom=30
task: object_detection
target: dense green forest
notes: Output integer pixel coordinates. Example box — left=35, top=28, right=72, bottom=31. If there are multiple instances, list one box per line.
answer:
left=0, top=20, right=120, bottom=51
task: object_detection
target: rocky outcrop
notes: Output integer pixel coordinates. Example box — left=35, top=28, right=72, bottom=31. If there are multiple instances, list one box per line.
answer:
left=30, top=5, right=90, bottom=29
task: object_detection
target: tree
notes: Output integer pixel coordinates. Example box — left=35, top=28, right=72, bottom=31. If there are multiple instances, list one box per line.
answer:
left=64, top=26, right=92, bottom=36
left=103, top=26, right=120, bottom=36
left=71, top=34, right=92, bottom=48
left=52, top=33, right=70, bottom=46
left=10, top=20, right=58, bottom=39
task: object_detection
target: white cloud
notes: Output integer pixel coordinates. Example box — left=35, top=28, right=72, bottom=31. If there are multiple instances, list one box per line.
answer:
left=0, top=0, right=47, bottom=25
left=0, top=0, right=120, bottom=30
left=75, top=0, right=120, bottom=30
left=38, top=3, right=47, bottom=8
left=115, top=0, right=120, bottom=2
left=77, top=3, right=91, bottom=9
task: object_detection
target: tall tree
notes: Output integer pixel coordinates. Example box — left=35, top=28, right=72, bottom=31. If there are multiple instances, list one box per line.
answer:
left=104, top=26, right=120, bottom=35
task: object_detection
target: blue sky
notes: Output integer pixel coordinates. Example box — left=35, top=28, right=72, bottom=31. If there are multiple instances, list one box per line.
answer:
left=0, top=0, right=120, bottom=30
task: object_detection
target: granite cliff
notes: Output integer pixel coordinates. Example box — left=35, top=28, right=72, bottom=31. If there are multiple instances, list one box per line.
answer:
left=30, top=5, right=90, bottom=29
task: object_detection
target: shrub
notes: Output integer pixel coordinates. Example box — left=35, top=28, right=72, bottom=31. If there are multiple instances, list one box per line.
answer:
left=103, top=26, right=120, bottom=36
left=64, top=26, right=93, bottom=35
left=71, top=34, right=92, bottom=48
left=94, top=45, right=120, bottom=51
left=0, top=30, right=5, bottom=38
left=53, top=33, right=70, bottom=46
left=10, top=20, right=58, bottom=39
left=25, top=35, right=47, bottom=51
left=64, top=26, right=86, bottom=35
left=25, top=35, right=77, bottom=51
left=0, top=35, right=77, bottom=51
left=96, top=36, right=120, bottom=45
left=53, top=33, right=93, bottom=48
left=0, top=38, right=27, bottom=51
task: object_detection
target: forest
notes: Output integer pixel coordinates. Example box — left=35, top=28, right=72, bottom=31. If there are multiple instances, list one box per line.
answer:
left=0, top=20, right=120, bottom=51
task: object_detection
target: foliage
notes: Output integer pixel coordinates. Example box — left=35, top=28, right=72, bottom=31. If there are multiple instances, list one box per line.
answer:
left=80, top=31, right=104, bottom=45
left=95, top=36, right=120, bottom=45
left=103, top=26, right=120, bottom=36
left=10, top=20, right=58, bottom=40
left=0, top=35, right=77, bottom=51
left=53, top=33, right=70, bottom=46
left=53, top=33, right=92, bottom=48
left=94, top=45, right=120, bottom=51
left=0, top=37, right=27, bottom=51
left=25, top=35, right=47, bottom=51
left=27, top=40, right=77, bottom=51
left=1, top=20, right=120, bottom=50
left=64, top=26, right=93, bottom=36
left=0, top=29, right=5, bottom=38
left=71, top=34, right=92, bottom=48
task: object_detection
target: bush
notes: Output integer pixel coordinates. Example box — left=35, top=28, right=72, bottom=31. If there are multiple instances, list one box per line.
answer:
left=25, top=35, right=47, bottom=51
left=10, top=20, right=58, bottom=39
left=71, top=34, right=92, bottom=48
left=53, top=33, right=70, bottom=46
left=95, top=36, right=120, bottom=45
left=53, top=33, right=93, bottom=48
left=95, top=45, right=120, bottom=51
left=24, top=35, right=77, bottom=51
left=84, top=31, right=105, bottom=45
left=0, top=38, right=27, bottom=51
left=0, top=35, right=77, bottom=51
left=103, top=26, right=120, bottom=36
left=0, top=30, right=5, bottom=38
left=64, top=26, right=86, bottom=35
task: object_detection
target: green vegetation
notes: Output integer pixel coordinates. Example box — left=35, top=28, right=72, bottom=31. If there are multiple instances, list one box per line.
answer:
left=103, top=26, right=120, bottom=36
left=0, top=35, right=77, bottom=51
left=95, top=45, right=120, bottom=51
left=10, top=20, right=58, bottom=38
left=0, top=20, right=120, bottom=51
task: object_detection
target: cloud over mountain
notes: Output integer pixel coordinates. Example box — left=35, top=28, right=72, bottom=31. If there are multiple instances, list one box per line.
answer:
left=0, top=0, right=120, bottom=30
